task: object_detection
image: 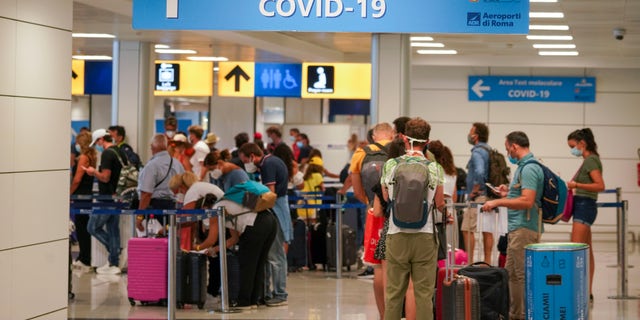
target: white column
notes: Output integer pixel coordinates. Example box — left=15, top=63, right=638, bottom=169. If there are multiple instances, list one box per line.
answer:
left=0, top=0, right=72, bottom=319
left=370, top=34, right=411, bottom=124
left=112, top=40, right=154, bottom=162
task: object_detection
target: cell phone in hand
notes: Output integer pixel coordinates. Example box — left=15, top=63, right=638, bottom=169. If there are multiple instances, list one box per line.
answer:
left=485, top=182, right=500, bottom=194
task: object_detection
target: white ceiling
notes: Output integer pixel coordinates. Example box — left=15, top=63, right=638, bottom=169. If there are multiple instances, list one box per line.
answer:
left=73, top=0, right=640, bottom=68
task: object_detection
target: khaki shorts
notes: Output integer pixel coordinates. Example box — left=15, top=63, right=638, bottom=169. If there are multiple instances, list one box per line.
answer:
left=460, top=196, right=487, bottom=233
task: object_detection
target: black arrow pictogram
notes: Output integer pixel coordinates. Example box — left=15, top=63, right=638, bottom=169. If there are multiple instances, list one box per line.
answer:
left=224, top=65, right=251, bottom=92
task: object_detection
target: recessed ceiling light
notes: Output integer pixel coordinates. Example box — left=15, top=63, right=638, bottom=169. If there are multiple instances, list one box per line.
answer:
left=416, top=49, right=457, bottom=55
left=155, top=49, right=198, bottom=54
left=533, top=44, right=576, bottom=49
left=529, top=25, right=569, bottom=31
left=186, top=56, right=229, bottom=62
left=411, top=42, right=445, bottom=48
left=72, top=33, right=115, bottom=38
left=530, top=12, right=565, bottom=18
left=526, top=35, right=573, bottom=40
left=154, top=44, right=170, bottom=49
left=72, top=55, right=113, bottom=60
left=410, top=36, right=434, bottom=42
left=538, top=51, right=579, bottom=56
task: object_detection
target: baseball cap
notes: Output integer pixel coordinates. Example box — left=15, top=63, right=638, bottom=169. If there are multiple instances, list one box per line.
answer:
left=308, top=156, right=324, bottom=167
left=254, top=132, right=262, bottom=140
left=90, top=129, right=108, bottom=147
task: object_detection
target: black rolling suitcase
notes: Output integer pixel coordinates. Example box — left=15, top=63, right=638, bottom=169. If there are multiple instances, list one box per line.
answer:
left=287, top=218, right=307, bottom=272
left=326, top=223, right=357, bottom=271
left=176, top=252, right=207, bottom=309
left=458, top=261, right=510, bottom=320
left=207, top=251, right=240, bottom=303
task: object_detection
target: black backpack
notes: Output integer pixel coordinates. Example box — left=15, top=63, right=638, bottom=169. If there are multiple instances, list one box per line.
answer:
left=479, top=145, right=510, bottom=198
left=360, top=142, right=389, bottom=203
left=119, top=143, right=142, bottom=169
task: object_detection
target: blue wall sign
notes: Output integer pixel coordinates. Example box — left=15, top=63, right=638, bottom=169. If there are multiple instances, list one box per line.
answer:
left=133, top=0, right=529, bottom=34
left=255, top=63, right=302, bottom=97
left=468, top=76, right=596, bottom=103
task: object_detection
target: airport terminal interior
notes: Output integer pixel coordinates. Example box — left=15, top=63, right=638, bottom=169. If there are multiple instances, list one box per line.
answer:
left=1, top=0, right=640, bottom=319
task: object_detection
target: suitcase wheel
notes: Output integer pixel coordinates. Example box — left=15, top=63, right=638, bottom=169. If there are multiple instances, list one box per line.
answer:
left=177, top=302, right=184, bottom=309
left=160, top=299, right=167, bottom=307
left=128, top=298, right=135, bottom=306
left=68, top=292, right=75, bottom=300
left=197, top=303, right=205, bottom=309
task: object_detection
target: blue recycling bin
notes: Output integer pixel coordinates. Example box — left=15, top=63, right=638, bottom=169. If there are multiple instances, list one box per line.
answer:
left=525, top=242, right=589, bottom=320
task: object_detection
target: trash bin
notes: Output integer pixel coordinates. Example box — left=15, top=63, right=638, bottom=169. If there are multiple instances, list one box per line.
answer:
left=525, top=242, right=589, bottom=320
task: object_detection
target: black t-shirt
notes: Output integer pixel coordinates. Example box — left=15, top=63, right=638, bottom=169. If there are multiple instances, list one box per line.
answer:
left=259, top=155, right=289, bottom=197
left=297, top=145, right=312, bottom=163
left=98, top=146, right=125, bottom=195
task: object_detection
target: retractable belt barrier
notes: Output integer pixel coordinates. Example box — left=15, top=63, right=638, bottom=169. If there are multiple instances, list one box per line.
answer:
left=449, top=188, right=637, bottom=300
left=290, top=191, right=366, bottom=279
left=70, top=196, right=237, bottom=319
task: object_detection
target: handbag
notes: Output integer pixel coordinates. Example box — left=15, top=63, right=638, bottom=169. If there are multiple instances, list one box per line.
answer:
left=363, top=208, right=385, bottom=266
left=560, top=189, right=575, bottom=222
left=561, top=165, right=582, bottom=222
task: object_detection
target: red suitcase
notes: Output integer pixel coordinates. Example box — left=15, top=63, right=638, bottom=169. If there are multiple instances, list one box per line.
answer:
left=127, top=237, right=168, bottom=306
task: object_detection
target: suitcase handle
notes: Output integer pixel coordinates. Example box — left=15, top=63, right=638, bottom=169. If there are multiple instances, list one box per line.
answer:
left=469, top=261, right=492, bottom=268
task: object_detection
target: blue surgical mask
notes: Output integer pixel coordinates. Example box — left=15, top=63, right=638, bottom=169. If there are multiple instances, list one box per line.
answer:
left=296, top=141, right=303, bottom=148
left=75, top=144, right=81, bottom=153
left=570, top=147, right=583, bottom=157
left=508, top=154, right=518, bottom=164
left=95, top=145, right=104, bottom=153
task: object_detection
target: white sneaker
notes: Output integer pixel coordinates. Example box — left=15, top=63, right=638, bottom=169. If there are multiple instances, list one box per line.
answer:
left=97, top=265, right=121, bottom=275
left=96, top=263, right=110, bottom=272
left=72, top=260, right=92, bottom=272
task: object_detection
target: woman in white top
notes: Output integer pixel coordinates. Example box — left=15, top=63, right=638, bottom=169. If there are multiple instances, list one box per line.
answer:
left=196, top=196, right=278, bottom=310
left=429, top=140, right=457, bottom=202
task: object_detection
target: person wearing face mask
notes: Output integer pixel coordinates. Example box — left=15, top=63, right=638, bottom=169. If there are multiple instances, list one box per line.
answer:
left=296, top=133, right=313, bottom=166
left=461, top=122, right=494, bottom=264
left=238, top=142, right=291, bottom=307
left=481, top=131, right=544, bottom=320
left=566, top=128, right=604, bottom=304
left=164, top=116, right=178, bottom=140
left=289, top=128, right=301, bottom=160
left=82, top=128, right=128, bottom=275
left=203, top=151, right=249, bottom=192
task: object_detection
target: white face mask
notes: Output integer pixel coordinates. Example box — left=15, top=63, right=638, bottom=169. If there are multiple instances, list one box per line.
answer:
left=244, top=158, right=258, bottom=173
left=165, top=130, right=175, bottom=138
left=210, top=168, right=223, bottom=179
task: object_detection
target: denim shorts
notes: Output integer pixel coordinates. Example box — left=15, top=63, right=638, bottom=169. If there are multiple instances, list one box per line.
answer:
left=573, top=196, right=598, bottom=226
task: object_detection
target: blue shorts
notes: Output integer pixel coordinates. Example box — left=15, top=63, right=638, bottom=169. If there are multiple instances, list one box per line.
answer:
left=573, top=196, right=597, bottom=226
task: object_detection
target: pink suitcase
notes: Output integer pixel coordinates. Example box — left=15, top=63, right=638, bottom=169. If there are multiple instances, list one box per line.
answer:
left=127, top=237, right=168, bottom=306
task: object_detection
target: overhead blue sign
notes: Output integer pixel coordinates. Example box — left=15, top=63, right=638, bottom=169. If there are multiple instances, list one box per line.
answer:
left=468, top=76, right=596, bottom=103
left=133, top=0, right=529, bottom=34
left=255, top=63, right=302, bottom=97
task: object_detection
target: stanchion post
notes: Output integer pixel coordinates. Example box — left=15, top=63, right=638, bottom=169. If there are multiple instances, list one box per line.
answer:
left=218, top=207, right=231, bottom=312
left=616, top=188, right=622, bottom=267
left=608, top=200, right=640, bottom=300
left=167, top=212, right=177, bottom=320
left=336, top=203, right=343, bottom=279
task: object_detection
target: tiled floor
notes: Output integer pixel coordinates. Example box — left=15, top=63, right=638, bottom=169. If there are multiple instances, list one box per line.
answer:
left=68, top=240, right=640, bottom=319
